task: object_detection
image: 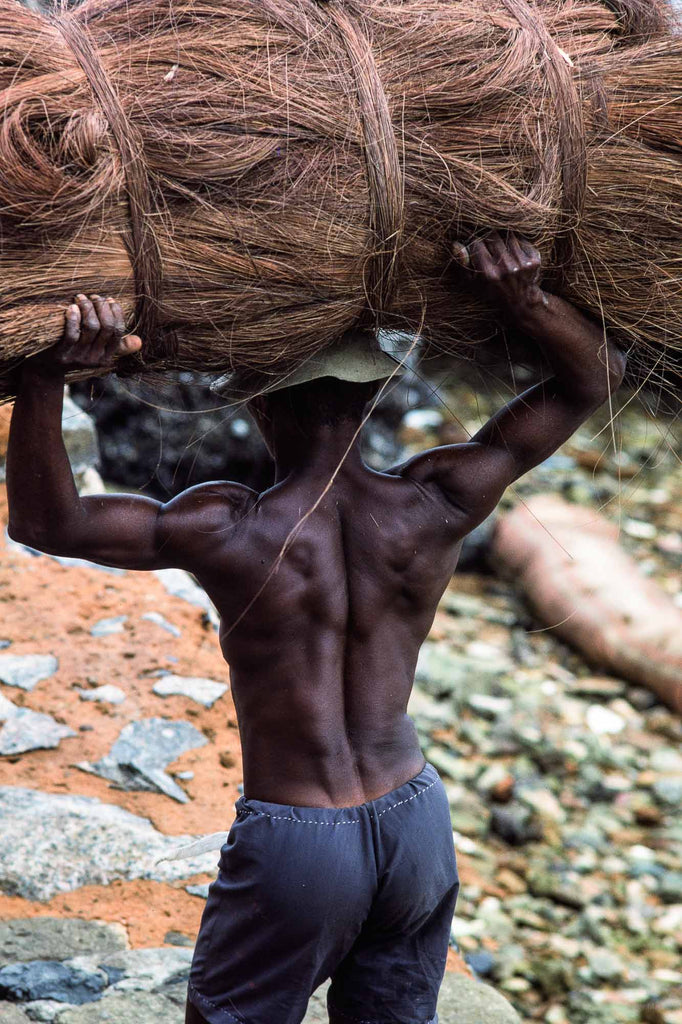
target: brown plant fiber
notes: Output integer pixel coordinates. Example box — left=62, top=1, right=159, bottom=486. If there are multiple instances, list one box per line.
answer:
left=0, top=0, right=680, bottom=395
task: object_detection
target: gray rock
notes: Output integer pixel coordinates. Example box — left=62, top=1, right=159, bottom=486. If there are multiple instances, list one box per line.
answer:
left=467, top=694, right=512, bottom=720
left=0, top=919, right=127, bottom=968
left=141, top=614, right=181, bottom=638
left=77, top=719, right=208, bottom=803
left=652, top=776, right=682, bottom=806
left=660, top=871, right=682, bottom=904
left=0, top=656, right=58, bottom=692
left=0, top=787, right=223, bottom=901
left=90, top=618, right=127, bottom=639
left=527, top=869, right=588, bottom=909
left=0, top=961, right=105, bottom=1005
left=490, top=803, right=543, bottom=846
left=152, top=676, right=227, bottom=709
left=0, top=698, right=76, bottom=757
left=0, top=1004, right=32, bottom=1022
left=303, top=983, right=329, bottom=1023
left=585, top=947, right=624, bottom=982
left=153, top=570, right=219, bottom=630
left=435, top=973, right=521, bottom=1023
left=57, top=990, right=185, bottom=1023
left=74, top=948, right=191, bottom=994
left=76, top=687, right=126, bottom=706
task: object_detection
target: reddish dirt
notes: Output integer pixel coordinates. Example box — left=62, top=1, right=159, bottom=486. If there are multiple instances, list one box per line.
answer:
left=0, top=479, right=469, bottom=971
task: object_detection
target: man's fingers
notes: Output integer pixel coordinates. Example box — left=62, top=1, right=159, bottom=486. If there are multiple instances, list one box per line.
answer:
left=118, top=334, right=142, bottom=357
left=452, top=242, right=471, bottom=269
left=76, top=294, right=100, bottom=346
left=62, top=304, right=81, bottom=346
left=468, top=239, right=497, bottom=276
left=108, top=299, right=127, bottom=338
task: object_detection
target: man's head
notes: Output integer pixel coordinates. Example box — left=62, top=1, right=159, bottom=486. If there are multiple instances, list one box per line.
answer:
left=248, top=375, right=383, bottom=454
left=213, top=329, right=411, bottom=455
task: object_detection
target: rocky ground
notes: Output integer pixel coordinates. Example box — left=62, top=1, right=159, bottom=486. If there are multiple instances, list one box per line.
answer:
left=0, top=378, right=680, bottom=1023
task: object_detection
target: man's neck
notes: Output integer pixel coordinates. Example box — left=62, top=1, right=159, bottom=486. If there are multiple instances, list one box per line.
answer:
left=272, top=422, right=365, bottom=484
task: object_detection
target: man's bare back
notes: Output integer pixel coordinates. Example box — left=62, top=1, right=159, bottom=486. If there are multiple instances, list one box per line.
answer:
left=6, top=233, right=627, bottom=812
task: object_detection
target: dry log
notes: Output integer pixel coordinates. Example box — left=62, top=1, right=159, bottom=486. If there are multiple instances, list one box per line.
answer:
left=493, top=493, right=682, bottom=713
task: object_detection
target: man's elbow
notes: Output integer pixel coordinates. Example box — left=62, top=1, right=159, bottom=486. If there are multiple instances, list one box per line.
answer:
left=7, top=518, right=75, bottom=557
left=575, top=346, right=627, bottom=408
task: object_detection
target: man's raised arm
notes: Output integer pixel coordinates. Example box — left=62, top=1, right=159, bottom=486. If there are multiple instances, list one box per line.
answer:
left=6, top=295, right=237, bottom=572
left=402, top=233, right=627, bottom=526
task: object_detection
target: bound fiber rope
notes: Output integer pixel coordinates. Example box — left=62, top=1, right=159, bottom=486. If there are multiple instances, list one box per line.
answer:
left=55, top=14, right=167, bottom=354
left=325, top=2, right=404, bottom=319
left=0, top=0, right=679, bottom=397
left=497, top=0, right=587, bottom=281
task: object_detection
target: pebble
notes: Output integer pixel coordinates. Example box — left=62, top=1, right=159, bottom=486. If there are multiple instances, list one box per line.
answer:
left=517, top=786, right=566, bottom=824
left=76, top=685, right=126, bottom=705
left=0, top=654, right=58, bottom=692
left=490, top=804, right=543, bottom=846
left=467, top=694, right=513, bottom=720
left=623, top=518, right=657, bottom=540
left=567, top=677, right=627, bottom=699
left=527, top=869, right=588, bottom=909
left=152, top=675, right=228, bottom=709
left=586, top=948, right=625, bottom=982
left=90, top=617, right=127, bottom=638
left=586, top=705, right=627, bottom=735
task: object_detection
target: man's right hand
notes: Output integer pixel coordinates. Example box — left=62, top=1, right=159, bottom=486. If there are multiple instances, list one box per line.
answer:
left=26, top=294, right=142, bottom=377
left=453, top=231, right=549, bottom=321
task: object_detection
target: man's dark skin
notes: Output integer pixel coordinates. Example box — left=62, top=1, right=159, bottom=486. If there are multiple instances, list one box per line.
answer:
left=7, top=234, right=625, bottom=1022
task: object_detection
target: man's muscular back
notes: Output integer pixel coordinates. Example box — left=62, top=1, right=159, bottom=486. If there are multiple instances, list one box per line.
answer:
left=175, top=464, right=465, bottom=807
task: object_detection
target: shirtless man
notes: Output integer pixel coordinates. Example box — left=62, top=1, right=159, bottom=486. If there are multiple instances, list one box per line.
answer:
left=6, top=234, right=626, bottom=1024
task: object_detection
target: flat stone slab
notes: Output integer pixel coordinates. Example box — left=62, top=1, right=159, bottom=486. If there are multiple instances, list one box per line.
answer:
left=152, top=676, right=227, bottom=709
left=0, top=655, right=58, bottom=692
left=77, top=718, right=207, bottom=803
left=0, top=787, right=223, bottom=901
left=57, top=990, right=185, bottom=1023
left=0, top=697, right=76, bottom=757
left=0, top=919, right=127, bottom=968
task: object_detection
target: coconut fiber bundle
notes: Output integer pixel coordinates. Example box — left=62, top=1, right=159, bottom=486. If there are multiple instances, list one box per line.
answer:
left=0, top=0, right=680, bottom=397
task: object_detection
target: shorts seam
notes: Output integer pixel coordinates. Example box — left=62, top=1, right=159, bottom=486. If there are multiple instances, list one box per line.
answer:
left=188, top=982, right=245, bottom=1023
left=239, top=777, right=439, bottom=826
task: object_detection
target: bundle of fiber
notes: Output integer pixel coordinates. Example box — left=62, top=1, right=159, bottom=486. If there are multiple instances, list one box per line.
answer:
left=0, top=0, right=679, bottom=398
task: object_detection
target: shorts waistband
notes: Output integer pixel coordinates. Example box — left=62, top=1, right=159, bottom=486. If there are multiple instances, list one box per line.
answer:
left=235, top=762, right=441, bottom=825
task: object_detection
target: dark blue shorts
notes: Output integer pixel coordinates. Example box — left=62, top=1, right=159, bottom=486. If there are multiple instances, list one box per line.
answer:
left=188, top=762, right=459, bottom=1024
